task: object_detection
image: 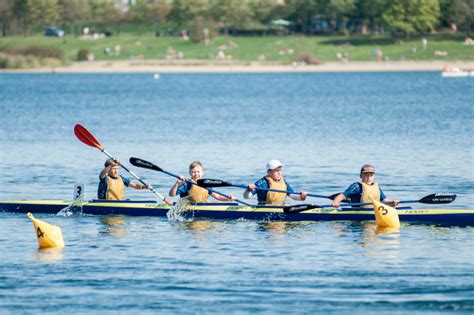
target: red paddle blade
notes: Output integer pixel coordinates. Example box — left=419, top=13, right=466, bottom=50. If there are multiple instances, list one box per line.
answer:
left=74, top=124, right=103, bottom=150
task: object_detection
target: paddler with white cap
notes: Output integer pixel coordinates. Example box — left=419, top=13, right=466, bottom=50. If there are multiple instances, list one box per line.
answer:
left=244, top=160, right=308, bottom=205
left=331, top=164, right=399, bottom=208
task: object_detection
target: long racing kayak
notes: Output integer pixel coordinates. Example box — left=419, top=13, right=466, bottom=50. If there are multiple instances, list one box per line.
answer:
left=1, top=199, right=473, bottom=226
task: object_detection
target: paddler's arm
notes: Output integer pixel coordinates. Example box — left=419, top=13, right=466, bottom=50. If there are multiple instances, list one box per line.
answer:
left=129, top=182, right=149, bottom=190
left=380, top=189, right=399, bottom=206
left=289, top=191, right=307, bottom=201
left=99, top=164, right=112, bottom=179
left=211, top=192, right=235, bottom=202
left=286, top=183, right=307, bottom=201
left=169, top=176, right=185, bottom=197
left=382, top=199, right=400, bottom=207
left=331, top=193, right=346, bottom=208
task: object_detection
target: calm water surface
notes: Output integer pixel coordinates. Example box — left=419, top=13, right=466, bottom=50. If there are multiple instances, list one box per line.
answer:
left=0, top=73, right=473, bottom=313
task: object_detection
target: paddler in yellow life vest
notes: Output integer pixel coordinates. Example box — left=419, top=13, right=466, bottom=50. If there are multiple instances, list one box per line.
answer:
left=169, top=161, right=235, bottom=203
left=98, top=159, right=149, bottom=200
left=331, top=164, right=399, bottom=208
left=244, top=160, right=308, bottom=205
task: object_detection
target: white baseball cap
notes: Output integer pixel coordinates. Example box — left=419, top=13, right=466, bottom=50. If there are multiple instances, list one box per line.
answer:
left=266, top=160, right=283, bottom=171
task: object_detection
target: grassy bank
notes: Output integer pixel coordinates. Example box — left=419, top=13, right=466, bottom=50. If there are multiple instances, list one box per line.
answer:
left=0, top=34, right=472, bottom=68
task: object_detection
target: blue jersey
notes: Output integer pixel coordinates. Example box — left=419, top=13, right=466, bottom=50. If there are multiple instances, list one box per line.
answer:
left=176, top=181, right=194, bottom=198
left=251, top=177, right=294, bottom=204
left=342, top=182, right=386, bottom=204
left=97, top=175, right=131, bottom=199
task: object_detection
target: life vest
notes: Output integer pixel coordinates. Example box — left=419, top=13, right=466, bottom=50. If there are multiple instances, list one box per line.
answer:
left=360, top=182, right=381, bottom=208
left=265, top=176, right=287, bottom=205
left=106, top=175, right=126, bottom=200
left=188, top=183, right=209, bottom=203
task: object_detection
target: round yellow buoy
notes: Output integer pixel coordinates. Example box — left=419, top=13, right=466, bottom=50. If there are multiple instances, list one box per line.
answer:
left=27, top=213, right=64, bottom=249
left=370, top=197, right=400, bottom=229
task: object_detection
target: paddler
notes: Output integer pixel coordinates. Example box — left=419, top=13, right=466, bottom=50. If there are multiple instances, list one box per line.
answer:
left=98, top=159, right=149, bottom=200
left=244, top=160, right=307, bottom=205
left=169, top=161, right=235, bottom=202
left=331, top=164, right=399, bottom=208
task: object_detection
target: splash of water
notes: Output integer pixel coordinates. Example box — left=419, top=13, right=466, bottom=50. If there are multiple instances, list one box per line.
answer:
left=56, top=199, right=86, bottom=217
left=167, top=197, right=191, bottom=221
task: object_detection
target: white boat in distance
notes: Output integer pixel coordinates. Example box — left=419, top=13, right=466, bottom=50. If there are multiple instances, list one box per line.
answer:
left=441, top=67, right=474, bottom=77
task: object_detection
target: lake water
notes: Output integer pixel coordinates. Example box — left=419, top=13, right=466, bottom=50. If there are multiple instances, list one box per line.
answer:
left=0, top=73, right=473, bottom=313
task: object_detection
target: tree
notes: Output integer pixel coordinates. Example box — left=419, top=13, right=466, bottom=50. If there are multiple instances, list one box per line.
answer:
left=326, top=0, right=356, bottom=32
left=209, top=0, right=252, bottom=35
left=447, top=0, right=474, bottom=34
left=355, top=0, right=388, bottom=34
left=27, top=0, right=60, bottom=31
left=249, top=0, right=280, bottom=25
left=284, top=0, right=319, bottom=34
left=58, top=0, right=89, bottom=35
left=382, top=0, right=440, bottom=38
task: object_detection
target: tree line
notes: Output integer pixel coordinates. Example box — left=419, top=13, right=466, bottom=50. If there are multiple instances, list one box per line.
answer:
left=0, top=0, right=472, bottom=38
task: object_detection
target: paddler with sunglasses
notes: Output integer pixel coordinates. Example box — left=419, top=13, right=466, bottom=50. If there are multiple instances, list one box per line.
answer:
left=331, top=164, right=399, bottom=208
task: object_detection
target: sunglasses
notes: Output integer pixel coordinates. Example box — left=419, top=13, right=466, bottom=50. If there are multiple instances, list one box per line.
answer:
left=361, top=172, right=375, bottom=176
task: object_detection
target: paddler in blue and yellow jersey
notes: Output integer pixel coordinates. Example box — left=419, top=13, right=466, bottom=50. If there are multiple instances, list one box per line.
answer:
left=98, top=159, right=148, bottom=200
left=331, top=164, right=399, bottom=208
left=244, top=160, right=308, bottom=205
left=169, top=161, right=235, bottom=203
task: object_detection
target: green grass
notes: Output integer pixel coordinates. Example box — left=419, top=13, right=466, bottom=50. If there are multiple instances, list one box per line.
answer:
left=0, top=34, right=472, bottom=62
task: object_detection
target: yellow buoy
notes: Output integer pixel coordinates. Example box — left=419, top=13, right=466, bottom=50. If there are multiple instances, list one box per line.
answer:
left=27, top=213, right=64, bottom=249
left=370, top=197, right=400, bottom=228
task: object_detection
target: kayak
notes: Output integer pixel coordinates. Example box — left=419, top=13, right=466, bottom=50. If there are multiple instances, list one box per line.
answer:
left=1, top=199, right=473, bottom=226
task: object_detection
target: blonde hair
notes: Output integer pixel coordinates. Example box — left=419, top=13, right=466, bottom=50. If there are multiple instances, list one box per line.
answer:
left=189, top=161, right=203, bottom=171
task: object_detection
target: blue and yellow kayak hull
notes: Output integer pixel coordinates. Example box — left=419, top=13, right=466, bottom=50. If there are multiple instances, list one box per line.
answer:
left=1, top=200, right=473, bottom=226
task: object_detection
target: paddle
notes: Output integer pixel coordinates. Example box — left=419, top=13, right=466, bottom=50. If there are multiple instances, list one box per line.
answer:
left=197, top=178, right=339, bottom=200
left=73, top=124, right=173, bottom=205
left=282, top=193, right=457, bottom=214
left=129, top=157, right=253, bottom=207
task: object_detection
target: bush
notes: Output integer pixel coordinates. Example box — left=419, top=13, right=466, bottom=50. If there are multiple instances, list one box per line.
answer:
left=298, top=52, right=320, bottom=65
left=77, top=48, right=90, bottom=61
left=2, top=45, right=64, bottom=60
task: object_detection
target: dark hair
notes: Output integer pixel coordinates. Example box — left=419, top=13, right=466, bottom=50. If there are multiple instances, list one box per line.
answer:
left=105, top=158, right=117, bottom=167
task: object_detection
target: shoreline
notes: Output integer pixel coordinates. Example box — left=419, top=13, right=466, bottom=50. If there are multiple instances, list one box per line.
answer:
left=2, top=60, right=474, bottom=73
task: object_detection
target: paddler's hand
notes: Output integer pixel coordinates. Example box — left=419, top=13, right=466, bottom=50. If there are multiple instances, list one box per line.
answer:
left=175, top=176, right=185, bottom=186
left=228, top=195, right=236, bottom=201
left=331, top=201, right=341, bottom=208
left=390, top=200, right=400, bottom=207
left=300, top=191, right=308, bottom=200
left=247, top=184, right=256, bottom=191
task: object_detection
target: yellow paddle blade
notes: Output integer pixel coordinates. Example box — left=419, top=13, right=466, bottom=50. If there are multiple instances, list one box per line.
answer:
left=27, top=213, right=64, bottom=249
left=370, top=198, right=400, bottom=228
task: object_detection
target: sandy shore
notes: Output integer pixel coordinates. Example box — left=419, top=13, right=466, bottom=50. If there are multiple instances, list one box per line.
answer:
left=3, top=60, right=474, bottom=73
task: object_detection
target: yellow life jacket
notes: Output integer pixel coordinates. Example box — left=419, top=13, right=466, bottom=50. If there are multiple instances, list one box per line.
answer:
left=106, top=175, right=126, bottom=200
left=360, top=182, right=381, bottom=208
left=188, top=183, right=209, bottom=203
left=265, top=176, right=287, bottom=205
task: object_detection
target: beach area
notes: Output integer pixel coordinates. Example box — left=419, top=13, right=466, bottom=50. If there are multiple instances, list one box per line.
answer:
left=4, top=60, right=474, bottom=73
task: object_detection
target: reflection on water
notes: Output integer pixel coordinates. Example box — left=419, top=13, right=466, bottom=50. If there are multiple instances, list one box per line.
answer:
left=360, top=223, right=400, bottom=259
left=99, top=215, right=126, bottom=237
left=34, top=247, right=64, bottom=262
left=175, top=220, right=225, bottom=242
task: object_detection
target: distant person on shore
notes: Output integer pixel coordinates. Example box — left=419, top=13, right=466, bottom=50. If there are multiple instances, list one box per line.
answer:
left=331, top=164, right=399, bottom=208
left=169, top=161, right=235, bottom=203
left=375, top=48, right=383, bottom=62
left=98, top=159, right=148, bottom=200
left=244, top=160, right=307, bottom=205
